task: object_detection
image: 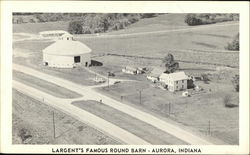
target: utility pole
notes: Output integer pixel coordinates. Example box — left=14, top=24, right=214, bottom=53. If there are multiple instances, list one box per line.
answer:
left=107, top=72, right=109, bottom=88
left=139, top=90, right=142, bottom=104
left=169, top=102, right=171, bottom=116
left=52, top=111, right=55, bottom=139
left=208, top=120, right=211, bottom=135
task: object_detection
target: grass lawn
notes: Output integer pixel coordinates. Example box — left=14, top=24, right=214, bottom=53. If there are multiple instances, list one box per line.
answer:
left=13, top=71, right=82, bottom=99
left=12, top=89, right=120, bottom=144
left=95, top=79, right=239, bottom=144
left=72, top=100, right=187, bottom=145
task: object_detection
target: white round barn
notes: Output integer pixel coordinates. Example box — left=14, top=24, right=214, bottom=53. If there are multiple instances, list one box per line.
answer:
left=43, top=34, right=91, bottom=68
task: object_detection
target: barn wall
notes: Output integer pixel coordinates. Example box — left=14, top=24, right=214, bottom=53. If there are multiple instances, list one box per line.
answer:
left=43, top=53, right=74, bottom=68
left=43, top=53, right=91, bottom=68
left=80, top=53, right=91, bottom=66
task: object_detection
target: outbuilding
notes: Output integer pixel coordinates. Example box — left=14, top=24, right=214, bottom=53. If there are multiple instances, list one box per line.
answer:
left=42, top=34, right=91, bottom=68
left=39, top=30, right=69, bottom=38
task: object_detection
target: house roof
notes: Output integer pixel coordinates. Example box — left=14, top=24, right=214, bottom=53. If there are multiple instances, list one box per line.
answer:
left=160, top=72, right=189, bottom=81
left=149, top=67, right=165, bottom=77
left=43, top=40, right=91, bottom=56
left=125, top=66, right=137, bottom=71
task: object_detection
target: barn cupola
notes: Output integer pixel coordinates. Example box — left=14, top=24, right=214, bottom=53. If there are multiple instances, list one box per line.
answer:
left=60, top=33, right=74, bottom=41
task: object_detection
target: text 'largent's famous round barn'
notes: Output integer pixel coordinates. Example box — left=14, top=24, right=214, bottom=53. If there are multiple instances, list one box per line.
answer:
left=43, top=34, right=91, bottom=68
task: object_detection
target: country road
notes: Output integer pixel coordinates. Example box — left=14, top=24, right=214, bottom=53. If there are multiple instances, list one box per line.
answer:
left=13, top=80, right=150, bottom=145
left=75, top=22, right=239, bottom=39
left=13, top=64, right=214, bottom=145
left=13, top=22, right=239, bottom=42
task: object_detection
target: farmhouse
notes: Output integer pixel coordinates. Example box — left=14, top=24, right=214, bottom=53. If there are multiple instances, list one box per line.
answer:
left=42, top=34, right=91, bottom=68
left=147, top=67, right=165, bottom=82
left=159, top=72, right=189, bottom=92
left=39, top=30, right=69, bottom=38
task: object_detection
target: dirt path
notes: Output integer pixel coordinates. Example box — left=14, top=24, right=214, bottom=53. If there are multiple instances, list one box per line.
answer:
left=13, top=63, right=214, bottom=145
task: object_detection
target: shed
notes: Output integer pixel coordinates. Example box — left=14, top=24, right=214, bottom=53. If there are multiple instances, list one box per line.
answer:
left=42, top=35, right=91, bottom=68
left=147, top=67, right=165, bottom=82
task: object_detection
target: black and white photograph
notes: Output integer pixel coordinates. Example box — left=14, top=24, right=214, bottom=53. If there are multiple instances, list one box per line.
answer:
left=1, top=1, right=249, bottom=154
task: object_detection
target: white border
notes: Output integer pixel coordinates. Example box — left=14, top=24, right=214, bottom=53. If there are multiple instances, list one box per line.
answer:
left=1, top=1, right=249, bottom=154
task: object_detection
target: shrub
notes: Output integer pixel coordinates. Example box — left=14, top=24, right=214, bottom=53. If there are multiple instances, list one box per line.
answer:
left=18, top=128, right=32, bottom=143
left=225, top=33, right=239, bottom=51
left=68, top=21, right=83, bottom=34
left=201, top=73, right=210, bottom=84
left=232, top=74, right=239, bottom=92
left=224, top=95, right=238, bottom=108
left=184, top=14, right=202, bottom=26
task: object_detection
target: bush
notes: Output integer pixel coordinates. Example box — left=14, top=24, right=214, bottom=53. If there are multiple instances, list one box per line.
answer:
left=224, top=95, right=238, bottom=108
left=232, top=74, right=239, bottom=92
left=68, top=21, right=83, bottom=34
left=225, top=33, right=239, bottom=51
left=184, top=14, right=202, bottom=26
left=201, top=73, right=210, bottom=84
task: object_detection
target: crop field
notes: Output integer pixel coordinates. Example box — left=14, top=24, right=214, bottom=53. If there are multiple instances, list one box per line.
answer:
left=95, top=79, right=239, bottom=144
left=12, top=89, right=119, bottom=144
left=72, top=100, right=187, bottom=145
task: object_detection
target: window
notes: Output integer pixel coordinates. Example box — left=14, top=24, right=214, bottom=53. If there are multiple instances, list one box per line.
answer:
left=176, top=81, right=178, bottom=84
left=74, top=56, right=80, bottom=63
left=182, top=85, right=184, bottom=88
left=182, top=80, right=184, bottom=83
left=176, top=86, right=178, bottom=89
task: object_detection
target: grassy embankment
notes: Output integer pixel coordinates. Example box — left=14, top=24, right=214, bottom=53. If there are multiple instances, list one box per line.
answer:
left=12, top=89, right=120, bottom=144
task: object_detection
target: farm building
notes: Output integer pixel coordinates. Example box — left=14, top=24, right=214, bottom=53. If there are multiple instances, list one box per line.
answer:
left=122, top=66, right=145, bottom=75
left=159, top=72, right=189, bottom=92
left=39, top=30, right=69, bottom=38
left=147, top=67, right=166, bottom=82
left=42, top=34, right=91, bottom=68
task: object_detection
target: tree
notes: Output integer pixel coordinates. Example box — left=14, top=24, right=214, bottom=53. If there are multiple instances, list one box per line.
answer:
left=232, top=74, right=239, bottom=92
left=68, top=21, right=83, bottom=34
left=201, top=73, right=210, bottom=84
left=225, top=33, right=239, bottom=51
left=162, top=54, right=179, bottom=73
left=184, top=14, right=202, bottom=26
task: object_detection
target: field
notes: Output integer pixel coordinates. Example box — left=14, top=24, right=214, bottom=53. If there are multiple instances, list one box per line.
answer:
left=12, top=89, right=119, bottom=144
left=13, top=13, right=239, bottom=145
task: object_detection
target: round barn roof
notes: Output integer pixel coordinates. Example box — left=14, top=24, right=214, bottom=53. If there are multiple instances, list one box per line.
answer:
left=43, top=40, right=92, bottom=56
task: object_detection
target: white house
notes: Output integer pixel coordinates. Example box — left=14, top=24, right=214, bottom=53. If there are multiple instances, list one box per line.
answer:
left=42, top=34, right=91, bottom=68
left=159, top=72, right=189, bottom=92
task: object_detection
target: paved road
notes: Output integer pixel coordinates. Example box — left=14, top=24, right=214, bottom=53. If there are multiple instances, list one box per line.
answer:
left=75, top=22, right=239, bottom=39
left=13, top=64, right=214, bottom=145
left=13, top=80, right=150, bottom=145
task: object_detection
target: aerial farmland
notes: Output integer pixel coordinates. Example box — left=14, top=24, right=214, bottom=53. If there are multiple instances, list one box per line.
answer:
left=12, top=13, right=239, bottom=145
